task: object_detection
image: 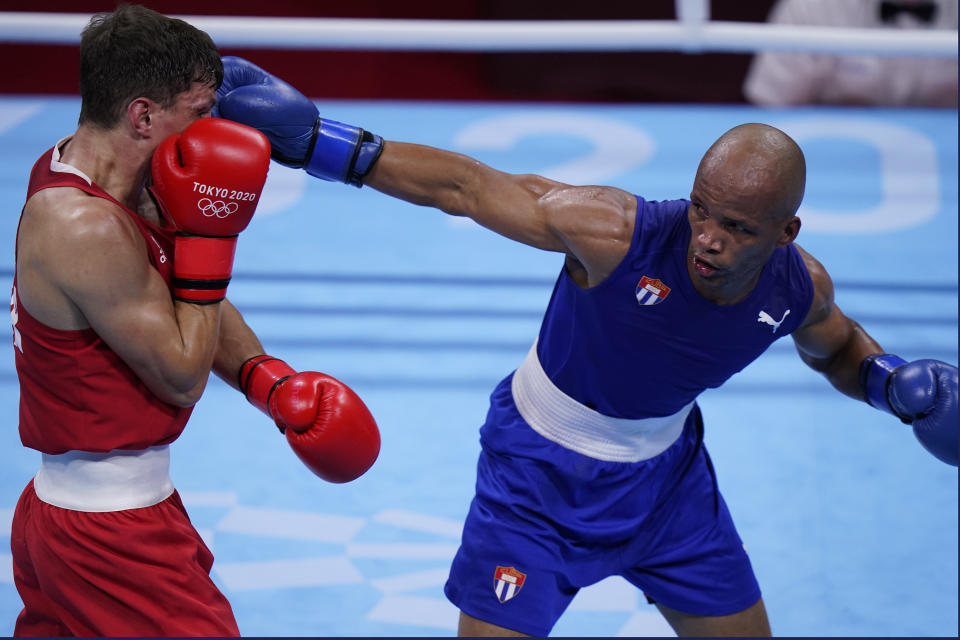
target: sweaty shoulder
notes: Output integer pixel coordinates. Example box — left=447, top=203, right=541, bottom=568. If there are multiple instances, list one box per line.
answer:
left=793, top=243, right=834, bottom=330
left=23, top=186, right=142, bottom=256
left=541, top=184, right=637, bottom=237
left=18, top=187, right=145, bottom=329
left=541, top=185, right=638, bottom=286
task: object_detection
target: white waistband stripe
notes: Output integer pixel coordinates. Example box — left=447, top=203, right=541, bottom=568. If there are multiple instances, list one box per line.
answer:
left=511, top=343, right=692, bottom=462
left=33, top=445, right=175, bottom=512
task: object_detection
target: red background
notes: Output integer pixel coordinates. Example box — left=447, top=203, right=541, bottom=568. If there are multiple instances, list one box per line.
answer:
left=0, top=1, right=777, bottom=102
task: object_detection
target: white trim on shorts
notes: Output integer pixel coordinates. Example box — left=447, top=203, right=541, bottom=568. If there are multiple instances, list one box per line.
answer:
left=33, top=445, right=175, bottom=512
left=511, top=341, right=692, bottom=462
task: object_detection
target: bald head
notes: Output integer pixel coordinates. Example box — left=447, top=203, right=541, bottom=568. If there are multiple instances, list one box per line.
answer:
left=696, top=123, right=806, bottom=220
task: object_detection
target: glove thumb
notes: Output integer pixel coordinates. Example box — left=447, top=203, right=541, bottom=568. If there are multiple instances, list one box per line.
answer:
left=270, top=374, right=323, bottom=433
left=889, top=360, right=940, bottom=419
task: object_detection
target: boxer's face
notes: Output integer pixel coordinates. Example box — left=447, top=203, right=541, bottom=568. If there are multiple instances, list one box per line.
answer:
left=685, top=164, right=799, bottom=305
left=151, top=81, right=217, bottom=145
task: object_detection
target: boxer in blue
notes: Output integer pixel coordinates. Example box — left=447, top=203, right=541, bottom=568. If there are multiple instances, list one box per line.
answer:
left=213, top=57, right=958, bottom=637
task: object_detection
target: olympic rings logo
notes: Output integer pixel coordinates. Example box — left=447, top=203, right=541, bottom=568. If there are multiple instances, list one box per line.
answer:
left=197, top=198, right=239, bottom=218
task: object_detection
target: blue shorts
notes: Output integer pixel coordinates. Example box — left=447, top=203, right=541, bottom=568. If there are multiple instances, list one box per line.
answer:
left=444, top=374, right=761, bottom=636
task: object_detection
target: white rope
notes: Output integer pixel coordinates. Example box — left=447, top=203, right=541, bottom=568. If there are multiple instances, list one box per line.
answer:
left=0, top=12, right=955, bottom=57
left=676, top=0, right=710, bottom=26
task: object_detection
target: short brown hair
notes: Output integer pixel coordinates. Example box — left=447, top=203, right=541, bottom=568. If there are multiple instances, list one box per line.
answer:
left=78, top=4, right=222, bottom=129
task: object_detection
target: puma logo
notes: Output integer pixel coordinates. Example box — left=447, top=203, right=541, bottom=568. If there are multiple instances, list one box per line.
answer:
left=757, top=309, right=790, bottom=333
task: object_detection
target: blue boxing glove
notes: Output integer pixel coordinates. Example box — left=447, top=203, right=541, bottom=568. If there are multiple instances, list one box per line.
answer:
left=213, top=56, right=383, bottom=187
left=860, top=354, right=958, bottom=466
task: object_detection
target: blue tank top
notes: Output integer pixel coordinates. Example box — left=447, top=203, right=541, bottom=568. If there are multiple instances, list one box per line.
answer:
left=536, top=196, right=814, bottom=419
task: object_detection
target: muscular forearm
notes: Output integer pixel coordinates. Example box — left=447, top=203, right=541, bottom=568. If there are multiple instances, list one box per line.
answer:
left=145, top=298, right=260, bottom=404
left=212, top=299, right=266, bottom=390
left=364, top=141, right=488, bottom=216
left=364, top=141, right=569, bottom=253
left=798, top=321, right=882, bottom=400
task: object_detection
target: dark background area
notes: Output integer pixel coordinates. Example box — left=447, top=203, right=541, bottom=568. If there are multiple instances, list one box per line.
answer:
left=0, top=1, right=777, bottom=102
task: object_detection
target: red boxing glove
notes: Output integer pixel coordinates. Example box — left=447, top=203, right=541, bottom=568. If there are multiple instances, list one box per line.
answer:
left=150, top=118, right=270, bottom=304
left=239, top=355, right=381, bottom=483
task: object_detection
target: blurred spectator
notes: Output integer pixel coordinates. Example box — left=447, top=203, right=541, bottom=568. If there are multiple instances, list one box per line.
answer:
left=744, top=0, right=958, bottom=107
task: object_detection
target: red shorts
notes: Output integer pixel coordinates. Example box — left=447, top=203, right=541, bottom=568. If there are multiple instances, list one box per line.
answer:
left=10, top=480, right=239, bottom=637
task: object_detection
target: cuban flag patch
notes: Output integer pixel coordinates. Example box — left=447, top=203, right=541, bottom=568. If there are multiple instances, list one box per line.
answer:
left=635, top=276, right=671, bottom=306
left=493, top=566, right=526, bottom=603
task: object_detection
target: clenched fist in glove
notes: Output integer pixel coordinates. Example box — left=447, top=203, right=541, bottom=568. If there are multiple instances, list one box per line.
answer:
left=239, top=354, right=381, bottom=482
left=150, top=118, right=270, bottom=303
left=213, top=56, right=383, bottom=186
left=861, top=353, right=958, bottom=466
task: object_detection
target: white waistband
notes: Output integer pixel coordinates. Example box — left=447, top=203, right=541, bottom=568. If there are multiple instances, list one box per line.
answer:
left=33, top=445, right=175, bottom=512
left=511, top=342, right=692, bottom=462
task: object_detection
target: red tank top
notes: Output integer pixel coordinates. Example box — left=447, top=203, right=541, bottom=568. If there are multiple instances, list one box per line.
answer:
left=12, top=144, right=192, bottom=454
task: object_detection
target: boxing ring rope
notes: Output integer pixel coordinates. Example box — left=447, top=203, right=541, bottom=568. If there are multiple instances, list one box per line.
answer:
left=0, top=10, right=956, bottom=57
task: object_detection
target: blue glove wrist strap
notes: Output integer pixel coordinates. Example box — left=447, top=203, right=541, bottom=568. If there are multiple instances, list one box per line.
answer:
left=860, top=353, right=908, bottom=416
left=304, top=119, right=383, bottom=187
left=305, top=119, right=358, bottom=183
left=353, top=131, right=384, bottom=186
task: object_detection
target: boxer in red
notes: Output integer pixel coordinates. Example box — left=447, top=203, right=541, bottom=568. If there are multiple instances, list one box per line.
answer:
left=9, top=6, right=379, bottom=636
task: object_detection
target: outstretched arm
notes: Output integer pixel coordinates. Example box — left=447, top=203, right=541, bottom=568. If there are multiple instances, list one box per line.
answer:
left=793, top=246, right=958, bottom=466
left=213, top=56, right=638, bottom=286
left=365, top=142, right=637, bottom=284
